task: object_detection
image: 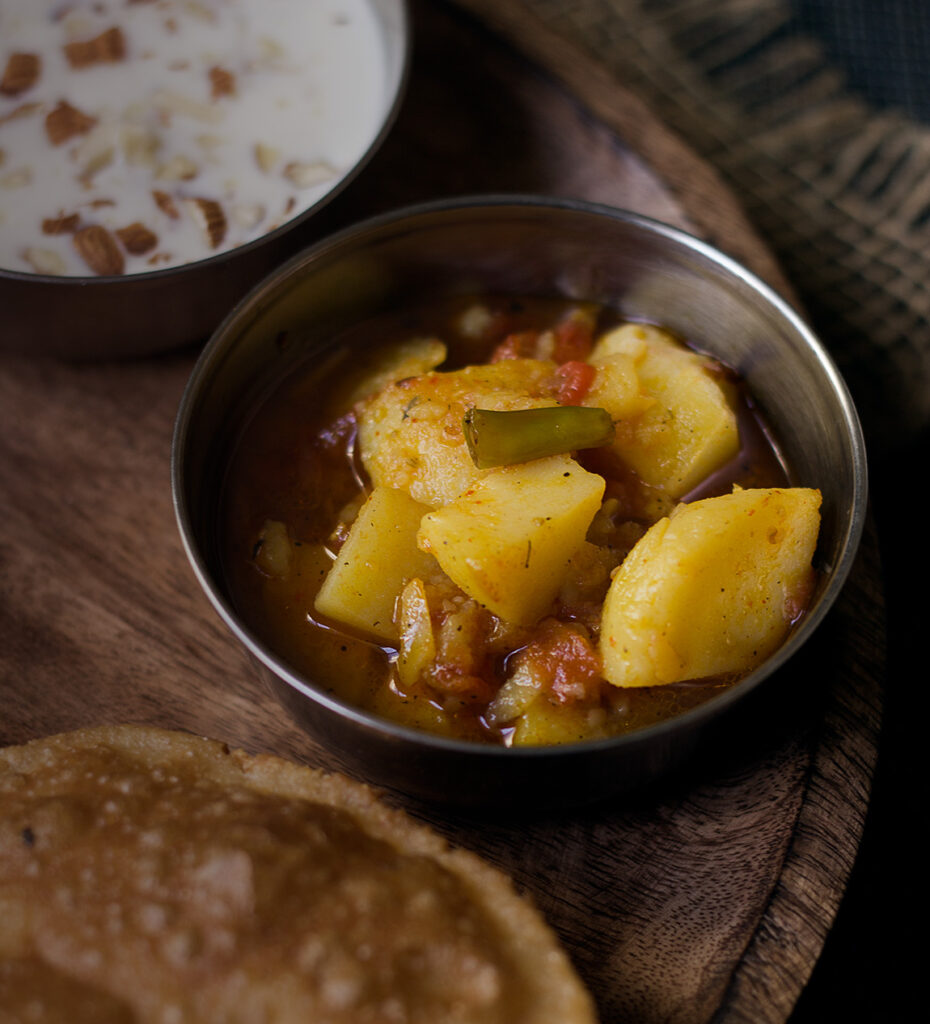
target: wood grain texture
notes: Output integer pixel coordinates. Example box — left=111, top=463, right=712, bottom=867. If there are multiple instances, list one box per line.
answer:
left=0, top=2, right=883, bottom=1021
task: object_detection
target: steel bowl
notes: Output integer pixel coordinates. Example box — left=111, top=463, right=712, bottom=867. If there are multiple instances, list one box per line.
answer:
left=171, top=195, right=867, bottom=808
left=0, top=0, right=409, bottom=360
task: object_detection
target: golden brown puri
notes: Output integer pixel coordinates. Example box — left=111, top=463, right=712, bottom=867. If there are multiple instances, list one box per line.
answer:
left=0, top=724, right=597, bottom=1024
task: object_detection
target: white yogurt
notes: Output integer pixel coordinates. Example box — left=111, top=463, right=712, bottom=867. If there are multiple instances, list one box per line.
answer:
left=0, top=0, right=391, bottom=275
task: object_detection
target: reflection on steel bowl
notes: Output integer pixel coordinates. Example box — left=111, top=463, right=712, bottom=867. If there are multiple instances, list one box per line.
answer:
left=172, top=196, right=867, bottom=807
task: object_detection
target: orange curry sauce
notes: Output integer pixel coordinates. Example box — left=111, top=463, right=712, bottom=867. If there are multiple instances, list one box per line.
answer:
left=220, top=296, right=789, bottom=745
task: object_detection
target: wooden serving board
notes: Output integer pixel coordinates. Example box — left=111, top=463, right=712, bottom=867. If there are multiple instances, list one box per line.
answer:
left=0, top=1, right=883, bottom=1021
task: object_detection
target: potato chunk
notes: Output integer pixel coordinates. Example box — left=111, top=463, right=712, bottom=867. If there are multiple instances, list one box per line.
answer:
left=314, top=487, right=437, bottom=642
left=357, top=358, right=559, bottom=508
left=395, top=577, right=436, bottom=688
left=588, top=323, right=739, bottom=497
left=600, top=486, right=821, bottom=687
left=417, top=455, right=605, bottom=625
left=344, top=337, right=448, bottom=406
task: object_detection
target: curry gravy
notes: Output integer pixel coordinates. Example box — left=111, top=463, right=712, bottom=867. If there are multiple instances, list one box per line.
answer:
left=220, top=296, right=792, bottom=745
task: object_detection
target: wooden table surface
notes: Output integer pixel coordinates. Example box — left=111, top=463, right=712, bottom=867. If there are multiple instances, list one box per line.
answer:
left=0, top=2, right=885, bottom=1021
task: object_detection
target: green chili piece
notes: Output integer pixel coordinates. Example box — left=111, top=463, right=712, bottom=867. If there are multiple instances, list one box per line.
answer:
left=463, top=406, right=615, bottom=469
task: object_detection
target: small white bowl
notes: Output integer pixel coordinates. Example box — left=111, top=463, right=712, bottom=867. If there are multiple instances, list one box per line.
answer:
left=0, top=0, right=409, bottom=359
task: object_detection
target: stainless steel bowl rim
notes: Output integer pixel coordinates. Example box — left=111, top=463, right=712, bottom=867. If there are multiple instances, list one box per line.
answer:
left=171, top=193, right=868, bottom=762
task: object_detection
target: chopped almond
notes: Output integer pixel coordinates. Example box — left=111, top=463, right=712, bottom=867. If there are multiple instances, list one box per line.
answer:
left=63, top=27, right=126, bottom=69
left=22, top=246, right=67, bottom=275
left=283, top=160, right=336, bottom=188
left=116, top=221, right=158, bottom=255
left=152, top=189, right=180, bottom=219
left=73, top=224, right=125, bottom=275
left=45, top=100, right=98, bottom=145
left=254, top=142, right=280, bottom=173
left=0, top=102, right=41, bottom=127
left=0, top=167, right=32, bottom=189
left=155, top=154, right=199, bottom=181
left=209, top=65, right=236, bottom=99
left=121, top=125, right=162, bottom=167
left=42, top=213, right=81, bottom=235
left=231, top=201, right=265, bottom=229
left=152, top=89, right=222, bottom=124
left=77, top=145, right=115, bottom=184
left=1, top=53, right=41, bottom=96
left=184, top=196, right=226, bottom=248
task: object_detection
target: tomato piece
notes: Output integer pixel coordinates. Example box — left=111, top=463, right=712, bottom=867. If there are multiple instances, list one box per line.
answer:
left=553, top=316, right=594, bottom=363
left=489, top=331, right=540, bottom=362
left=517, top=619, right=602, bottom=705
left=555, top=360, right=597, bottom=405
left=430, top=669, right=496, bottom=705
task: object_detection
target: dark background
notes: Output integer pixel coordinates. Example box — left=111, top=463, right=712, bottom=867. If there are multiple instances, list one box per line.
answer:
left=787, top=2, right=926, bottom=1021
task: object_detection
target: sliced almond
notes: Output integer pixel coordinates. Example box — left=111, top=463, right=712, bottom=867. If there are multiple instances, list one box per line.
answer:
left=42, top=212, right=81, bottom=235
left=1, top=52, right=41, bottom=97
left=255, top=36, right=286, bottom=68
left=116, top=221, right=158, bottom=255
left=152, top=89, right=223, bottom=125
left=45, top=100, right=97, bottom=145
left=209, top=66, right=236, bottom=99
left=121, top=125, right=162, bottom=167
left=63, top=26, right=126, bottom=69
left=23, top=246, right=67, bottom=276
left=184, top=2, right=218, bottom=23
left=282, top=160, right=337, bottom=189
left=184, top=196, right=227, bottom=249
left=196, top=133, right=225, bottom=159
left=231, top=202, right=265, bottom=229
left=71, top=121, right=117, bottom=180
left=0, top=167, right=33, bottom=189
left=78, top=146, right=115, bottom=185
left=0, top=102, right=41, bottom=127
left=155, top=154, right=199, bottom=182
left=152, top=189, right=180, bottom=219
left=254, top=142, right=280, bottom=173
left=73, top=224, right=125, bottom=275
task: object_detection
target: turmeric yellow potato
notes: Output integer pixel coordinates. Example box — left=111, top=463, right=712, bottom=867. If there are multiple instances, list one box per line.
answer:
left=417, top=455, right=605, bottom=625
left=600, top=486, right=821, bottom=687
left=511, top=700, right=607, bottom=747
left=357, top=358, right=559, bottom=508
left=395, top=577, right=437, bottom=688
left=344, top=336, right=448, bottom=406
left=581, top=349, right=653, bottom=422
left=588, top=323, right=739, bottom=498
left=253, top=519, right=294, bottom=579
left=314, top=486, right=437, bottom=642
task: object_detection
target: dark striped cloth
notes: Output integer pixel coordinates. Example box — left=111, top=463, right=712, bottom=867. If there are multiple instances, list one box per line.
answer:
left=526, top=0, right=930, bottom=454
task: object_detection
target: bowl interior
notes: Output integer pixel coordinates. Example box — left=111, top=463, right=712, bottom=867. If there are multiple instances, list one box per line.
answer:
left=173, top=197, right=867, bottom=799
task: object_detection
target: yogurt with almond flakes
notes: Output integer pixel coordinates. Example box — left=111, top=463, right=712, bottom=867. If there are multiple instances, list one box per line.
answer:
left=0, top=0, right=391, bottom=276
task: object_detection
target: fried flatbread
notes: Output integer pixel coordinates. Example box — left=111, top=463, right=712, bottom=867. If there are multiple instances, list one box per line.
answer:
left=0, top=724, right=597, bottom=1023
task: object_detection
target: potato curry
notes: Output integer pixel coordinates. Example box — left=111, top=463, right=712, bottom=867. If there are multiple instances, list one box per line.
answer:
left=221, top=297, right=821, bottom=746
